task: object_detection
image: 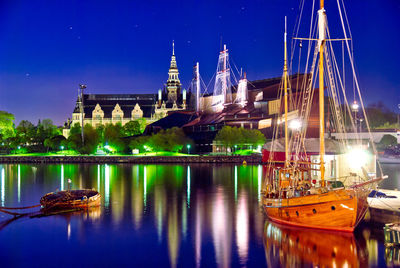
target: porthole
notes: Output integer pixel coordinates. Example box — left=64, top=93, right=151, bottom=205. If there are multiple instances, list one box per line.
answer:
left=296, top=211, right=299, bottom=217
left=331, top=206, right=336, bottom=211
left=312, top=209, right=317, bottom=214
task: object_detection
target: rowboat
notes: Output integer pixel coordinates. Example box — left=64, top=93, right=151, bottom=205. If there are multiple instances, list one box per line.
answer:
left=40, top=190, right=101, bottom=211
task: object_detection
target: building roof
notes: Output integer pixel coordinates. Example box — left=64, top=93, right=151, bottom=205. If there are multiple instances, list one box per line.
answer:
left=263, top=138, right=344, bottom=154
left=73, top=94, right=157, bottom=119
left=145, top=111, right=199, bottom=134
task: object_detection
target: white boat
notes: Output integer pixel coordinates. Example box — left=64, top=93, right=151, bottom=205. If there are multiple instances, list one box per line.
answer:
left=368, top=189, right=400, bottom=211
left=378, top=155, right=400, bottom=164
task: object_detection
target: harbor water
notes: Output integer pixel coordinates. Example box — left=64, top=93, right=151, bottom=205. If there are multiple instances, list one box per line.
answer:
left=0, top=163, right=397, bottom=267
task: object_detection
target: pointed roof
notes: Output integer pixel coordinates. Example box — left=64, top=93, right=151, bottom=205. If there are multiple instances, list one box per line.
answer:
left=169, top=40, right=178, bottom=70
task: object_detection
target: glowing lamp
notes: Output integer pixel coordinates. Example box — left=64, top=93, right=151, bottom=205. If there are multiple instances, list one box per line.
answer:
left=186, top=144, right=191, bottom=154
left=351, top=101, right=359, bottom=112
left=289, top=119, right=302, bottom=130
left=347, top=148, right=369, bottom=168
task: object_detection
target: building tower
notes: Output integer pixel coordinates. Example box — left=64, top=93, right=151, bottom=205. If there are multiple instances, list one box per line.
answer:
left=166, top=41, right=181, bottom=102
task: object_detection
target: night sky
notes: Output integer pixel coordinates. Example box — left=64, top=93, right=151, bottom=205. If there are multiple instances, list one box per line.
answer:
left=0, top=0, right=399, bottom=125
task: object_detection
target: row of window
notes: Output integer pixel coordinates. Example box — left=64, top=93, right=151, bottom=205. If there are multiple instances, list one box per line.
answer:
left=73, top=115, right=142, bottom=121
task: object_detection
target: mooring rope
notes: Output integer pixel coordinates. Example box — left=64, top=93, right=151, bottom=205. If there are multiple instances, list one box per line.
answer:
left=0, top=204, right=41, bottom=210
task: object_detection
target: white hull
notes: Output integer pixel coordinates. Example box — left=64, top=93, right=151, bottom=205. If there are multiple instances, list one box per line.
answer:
left=368, top=189, right=400, bottom=212
left=378, top=156, right=400, bottom=164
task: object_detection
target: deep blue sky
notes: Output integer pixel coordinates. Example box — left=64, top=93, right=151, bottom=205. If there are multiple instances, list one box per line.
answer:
left=0, top=0, right=399, bottom=125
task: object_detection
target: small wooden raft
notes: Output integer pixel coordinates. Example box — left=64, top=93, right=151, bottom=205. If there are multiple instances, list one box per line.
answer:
left=40, top=190, right=101, bottom=211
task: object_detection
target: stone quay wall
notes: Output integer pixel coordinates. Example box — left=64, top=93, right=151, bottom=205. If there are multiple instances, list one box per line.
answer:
left=0, top=155, right=263, bottom=164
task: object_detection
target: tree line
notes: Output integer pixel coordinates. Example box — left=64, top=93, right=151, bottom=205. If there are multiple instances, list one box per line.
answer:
left=0, top=110, right=148, bottom=154
left=0, top=109, right=268, bottom=155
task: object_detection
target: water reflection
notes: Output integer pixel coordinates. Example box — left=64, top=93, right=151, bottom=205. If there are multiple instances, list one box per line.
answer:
left=60, top=164, right=64, bottom=191
left=18, top=165, right=21, bottom=202
left=236, top=191, right=249, bottom=264
left=0, top=163, right=395, bottom=267
left=263, top=221, right=368, bottom=267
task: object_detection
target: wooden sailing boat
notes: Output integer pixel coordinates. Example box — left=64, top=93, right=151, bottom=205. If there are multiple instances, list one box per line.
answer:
left=262, top=1, right=385, bottom=232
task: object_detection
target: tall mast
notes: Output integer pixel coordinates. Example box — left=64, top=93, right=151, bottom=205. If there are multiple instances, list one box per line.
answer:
left=196, top=62, right=200, bottom=112
left=223, top=44, right=227, bottom=105
left=284, top=16, right=289, bottom=167
left=318, top=0, right=326, bottom=185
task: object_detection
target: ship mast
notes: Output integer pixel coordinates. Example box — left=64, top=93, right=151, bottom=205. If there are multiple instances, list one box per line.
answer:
left=318, top=0, right=326, bottom=185
left=284, top=16, right=289, bottom=167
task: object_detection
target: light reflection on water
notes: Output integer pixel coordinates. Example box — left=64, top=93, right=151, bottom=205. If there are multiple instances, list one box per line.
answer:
left=0, top=163, right=396, bottom=267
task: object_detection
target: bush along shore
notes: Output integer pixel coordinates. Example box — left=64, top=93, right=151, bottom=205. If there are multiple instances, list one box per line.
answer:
left=0, top=155, right=263, bottom=164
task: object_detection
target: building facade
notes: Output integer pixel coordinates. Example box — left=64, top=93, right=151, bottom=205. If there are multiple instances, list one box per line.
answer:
left=63, top=41, right=190, bottom=138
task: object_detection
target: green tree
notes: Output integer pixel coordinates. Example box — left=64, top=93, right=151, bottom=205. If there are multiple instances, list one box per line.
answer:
left=124, top=121, right=141, bottom=136
left=67, top=123, right=100, bottom=154
left=44, top=135, right=67, bottom=151
left=129, top=136, right=151, bottom=153
left=215, top=126, right=236, bottom=152
left=96, top=125, right=105, bottom=144
left=136, top=118, right=147, bottom=133
left=104, top=123, right=126, bottom=153
left=164, top=127, right=189, bottom=152
left=0, top=111, right=15, bottom=141
left=215, top=126, right=266, bottom=152
left=146, top=127, right=191, bottom=153
left=16, top=120, right=35, bottom=145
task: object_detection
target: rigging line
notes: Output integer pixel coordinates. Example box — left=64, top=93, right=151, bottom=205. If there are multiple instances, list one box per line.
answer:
left=336, top=0, right=383, bottom=176
left=327, top=35, right=358, bottom=137
left=295, top=41, right=302, bottom=108
left=324, top=52, right=349, bottom=151
left=301, top=10, right=318, bottom=99
left=325, top=28, right=346, bottom=138
left=340, top=0, right=355, bottom=101
left=289, top=0, right=305, bottom=73
left=230, top=56, right=244, bottom=80
left=199, top=76, right=208, bottom=94
left=204, top=72, right=216, bottom=94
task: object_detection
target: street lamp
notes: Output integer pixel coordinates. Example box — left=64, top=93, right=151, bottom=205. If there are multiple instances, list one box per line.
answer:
left=351, top=101, right=359, bottom=112
left=187, top=144, right=191, bottom=154
left=351, top=101, right=359, bottom=132
left=60, top=146, right=64, bottom=151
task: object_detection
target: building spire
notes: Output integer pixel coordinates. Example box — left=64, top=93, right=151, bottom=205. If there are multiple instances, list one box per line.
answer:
left=166, top=40, right=181, bottom=102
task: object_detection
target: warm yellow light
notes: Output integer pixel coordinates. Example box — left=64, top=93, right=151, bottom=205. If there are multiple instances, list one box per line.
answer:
left=289, top=119, right=302, bottom=130
left=347, top=148, right=369, bottom=168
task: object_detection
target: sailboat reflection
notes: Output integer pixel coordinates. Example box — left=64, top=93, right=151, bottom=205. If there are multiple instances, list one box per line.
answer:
left=263, top=221, right=368, bottom=267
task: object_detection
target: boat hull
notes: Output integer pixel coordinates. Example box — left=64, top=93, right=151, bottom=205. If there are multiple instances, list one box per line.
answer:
left=378, top=156, right=400, bottom=164
left=40, top=190, right=101, bottom=211
left=263, top=188, right=368, bottom=232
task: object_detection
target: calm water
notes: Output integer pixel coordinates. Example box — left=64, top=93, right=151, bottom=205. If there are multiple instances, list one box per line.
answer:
left=0, top=163, right=397, bottom=267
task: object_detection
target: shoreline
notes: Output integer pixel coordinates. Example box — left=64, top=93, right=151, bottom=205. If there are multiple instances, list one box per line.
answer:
left=0, top=155, right=263, bottom=164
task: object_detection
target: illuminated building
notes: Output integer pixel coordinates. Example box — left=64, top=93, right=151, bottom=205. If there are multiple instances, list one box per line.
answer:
left=63, top=41, right=191, bottom=138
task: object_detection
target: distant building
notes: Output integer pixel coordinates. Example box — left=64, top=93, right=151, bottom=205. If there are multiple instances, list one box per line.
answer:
left=63, top=41, right=190, bottom=138
left=182, top=74, right=319, bottom=153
